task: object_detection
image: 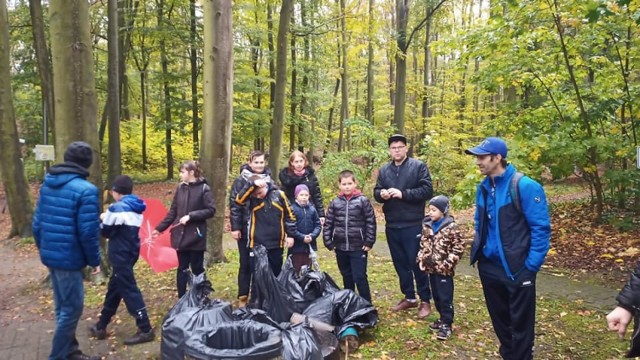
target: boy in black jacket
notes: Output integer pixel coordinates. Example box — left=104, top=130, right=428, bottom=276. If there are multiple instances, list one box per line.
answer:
left=324, top=170, right=376, bottom=303
left=235, top=176, right=297, bottom=278
left=89, top=175, right=155, bottom=345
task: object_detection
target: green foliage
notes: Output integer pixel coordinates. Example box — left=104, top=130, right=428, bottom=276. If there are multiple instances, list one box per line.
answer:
left=317, top=118, right=389, bottom=198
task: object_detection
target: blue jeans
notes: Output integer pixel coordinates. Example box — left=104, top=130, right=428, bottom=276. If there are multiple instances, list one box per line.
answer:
left=49, top=268, right=84, bottom=360
left=335, top=250, right=371, bottom=303
left=386, top=225, right=431, bottom=301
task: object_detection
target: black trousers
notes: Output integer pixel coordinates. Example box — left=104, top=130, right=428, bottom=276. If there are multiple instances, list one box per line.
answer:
left=478, top=259, right=537, bottom=360
left=98, top=262, right=151, bottom=332
left=335, top=249, right=371, bottom=303
left=176, top=250, right=205, bottom=298
left=429, top=273, right=454, bottom=325
left=237, top=234, right=252, bottom=298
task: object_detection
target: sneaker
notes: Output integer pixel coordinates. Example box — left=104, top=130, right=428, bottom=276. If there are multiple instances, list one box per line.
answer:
left=429, top=319, right=443, bottom=331
left=123, top=329, right=155, bottom=345
left=88, top=324, right=107, bottom=340
left=390, top=298, right=418, bottom=312
left=69, top=350, right=101, bottom=360
left=417, top=301, right=432, bottom=318
left=436, top=324, right=452, bottom=341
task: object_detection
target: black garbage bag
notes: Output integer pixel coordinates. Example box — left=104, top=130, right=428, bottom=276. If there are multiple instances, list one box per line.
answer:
left=166, top=272, right=214, bottom=317
left=277, top=257, right=340, bottom=313
left=281, top=321, right=323, bottom=360
left=161, top=300, right=234, bottom=360
left=232, top=307, right=285, bottom=329
left=183, top=320, right=282, bottom=360
left=251, top=245, right=296, bottom=322
left=302, top=289, right=378, bottom=336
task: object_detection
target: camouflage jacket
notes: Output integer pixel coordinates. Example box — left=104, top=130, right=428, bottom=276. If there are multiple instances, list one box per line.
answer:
left=417, top=216, right=465, bottom=276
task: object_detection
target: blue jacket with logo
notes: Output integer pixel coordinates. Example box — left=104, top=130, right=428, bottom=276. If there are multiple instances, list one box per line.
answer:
left=101, top=194, right=146, bottom=266
left=33, top=163, right=101, bottom=270
left=470, top=164, right=551, bottom=279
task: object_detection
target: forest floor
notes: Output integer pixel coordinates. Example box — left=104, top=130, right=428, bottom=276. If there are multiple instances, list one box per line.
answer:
left=0, top=181, right=638, bottom=359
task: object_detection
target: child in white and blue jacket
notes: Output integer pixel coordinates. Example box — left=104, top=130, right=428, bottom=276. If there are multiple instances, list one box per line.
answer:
left=289, top=184, right=322, bottom=272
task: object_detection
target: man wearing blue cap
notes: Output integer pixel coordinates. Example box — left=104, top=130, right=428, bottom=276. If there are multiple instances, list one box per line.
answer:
left=465, top=137, right=551, bottom=360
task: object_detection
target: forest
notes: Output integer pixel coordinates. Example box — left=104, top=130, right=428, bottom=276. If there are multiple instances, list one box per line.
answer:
left=1, top=0, right=640, bottom=263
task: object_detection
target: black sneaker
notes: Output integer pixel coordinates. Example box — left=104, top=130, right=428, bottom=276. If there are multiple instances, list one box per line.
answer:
left=68, top=350, right=101, bottom=360
left=123, top=329, right=155, bottom=345
left=429, top=319, right=442, bottom=331
left=88, top=324, right=107, bottom=340
left=436, top=324, right=452, bottom=341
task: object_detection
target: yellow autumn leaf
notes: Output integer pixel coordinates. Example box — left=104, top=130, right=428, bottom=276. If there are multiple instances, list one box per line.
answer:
left=600, top=253, right=614, bottom=259
left=617, top=247, right=640, bottom=257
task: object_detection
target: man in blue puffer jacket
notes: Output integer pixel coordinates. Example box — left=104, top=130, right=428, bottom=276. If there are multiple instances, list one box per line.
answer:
left=33, top=141, right=101, bottom=360
left=466, top=137, right=551, bottom=360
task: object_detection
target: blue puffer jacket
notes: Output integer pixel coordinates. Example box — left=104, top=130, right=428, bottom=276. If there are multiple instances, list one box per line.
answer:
left=290, top=201, right=321, bottom=253
left=101, top=194, right=146, bottom=266
left=470, top=164, right=551, bottom=279
left=33, top=162, right=101, bottom=270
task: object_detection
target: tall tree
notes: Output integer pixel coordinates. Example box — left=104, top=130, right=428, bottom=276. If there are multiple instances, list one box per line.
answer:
left=337, top=0, right=349, bottom=152
left=268, top=0, right=293, bottom=175
left=366, top=0, right=375, bottom=126
left=0, top=0, right=33, bottom=238
left=107, top=0, right=122, bottom=187
left=393, top=0, right=446, bottom=133
left=48, top=0, right=102, bottom=269
left=189, top=0, right=199, bottom=157
left=201, top=0, right=232, bottom=264
left=49, top=0, right=100, bottom=185
left=157, top=0, right=174, bottom=179
left=28, top=0, right=55, bottom=141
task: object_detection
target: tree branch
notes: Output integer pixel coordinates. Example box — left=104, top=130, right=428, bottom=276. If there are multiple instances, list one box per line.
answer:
left=403, top=0, right=447, bottom=53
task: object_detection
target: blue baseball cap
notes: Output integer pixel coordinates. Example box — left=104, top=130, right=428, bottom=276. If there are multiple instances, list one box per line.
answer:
left=465, top=137, right=508, bottom=158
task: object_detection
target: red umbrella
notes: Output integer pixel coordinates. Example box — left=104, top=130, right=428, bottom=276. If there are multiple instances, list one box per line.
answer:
left=139, top=198, right=178, bottom=273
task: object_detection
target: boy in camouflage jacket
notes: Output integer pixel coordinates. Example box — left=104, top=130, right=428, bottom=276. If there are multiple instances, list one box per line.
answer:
left=416, top=195, right=465, bottom=340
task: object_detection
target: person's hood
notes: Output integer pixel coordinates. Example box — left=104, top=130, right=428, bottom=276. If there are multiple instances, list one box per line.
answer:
left=44, top=162, right=90, bottom=188
left=181, top=177, right=208, bottom=187
left=339, top=189, right=362, bottom=199
left=423, top=214, right=455, bottom=230
left=119, top=194, right=146, bottom=214
left=240, top=166, right=272, bottom=183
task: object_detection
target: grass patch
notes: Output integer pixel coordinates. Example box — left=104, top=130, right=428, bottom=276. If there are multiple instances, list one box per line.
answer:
left=80, top=246, right=628, bottom=359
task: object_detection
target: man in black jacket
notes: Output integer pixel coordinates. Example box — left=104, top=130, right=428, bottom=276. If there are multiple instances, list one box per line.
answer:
left=374, top=134, right=433, bottom=317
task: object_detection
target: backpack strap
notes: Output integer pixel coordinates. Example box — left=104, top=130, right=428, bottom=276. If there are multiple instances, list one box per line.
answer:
left=510, top=172, right=524, bottom=213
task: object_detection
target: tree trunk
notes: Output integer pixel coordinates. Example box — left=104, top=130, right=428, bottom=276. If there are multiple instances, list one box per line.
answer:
left=0, top=0, right=34, bottom=238
left=394, top=0, right=408, bottom=133
left=157, top=0, right=174, bottom=179
left=190, top=0, right=199, bottom=157
left=324, top=77, right=341, bottom=155
left=289, top=12, right=297, bottom=152
left=300, top=1, right=311, bottom=154
left=268, top=0, right=293, bottom=176
left=551, top=0, right=604, bottom=221
left=338, top=0, right=349, bottom=152
left=421, top=4, right=433, bottom=134
left=267, top=3, right=275, bottom=111
left=107, top=0, right=122, bottom=188
left=29, top=0, right=55, bottom=143
left=49, top=0, right=102, bottom=271
left=366, top=0, right=374, bottom=127
left=202, top=0, right=232, bottom=264
left=131, top=8, right=150, bottom=169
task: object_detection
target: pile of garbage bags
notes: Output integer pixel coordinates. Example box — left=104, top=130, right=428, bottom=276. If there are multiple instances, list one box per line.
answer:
left=161, top=245, right=378, bottom=360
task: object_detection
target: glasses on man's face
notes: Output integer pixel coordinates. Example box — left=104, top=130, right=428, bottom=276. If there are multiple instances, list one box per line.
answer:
left=390, top=145, right=406, bottom=151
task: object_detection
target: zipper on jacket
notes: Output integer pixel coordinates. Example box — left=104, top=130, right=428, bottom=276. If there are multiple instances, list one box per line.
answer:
left=345, top=197, right=350, bottom=250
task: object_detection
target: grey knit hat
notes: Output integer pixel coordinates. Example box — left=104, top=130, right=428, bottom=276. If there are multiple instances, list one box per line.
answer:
left=429, top=195, right=450, bottom=215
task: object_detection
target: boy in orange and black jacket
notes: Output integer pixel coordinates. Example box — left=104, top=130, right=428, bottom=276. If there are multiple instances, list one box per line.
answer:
left=235, top=176, right=297, bottom=278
